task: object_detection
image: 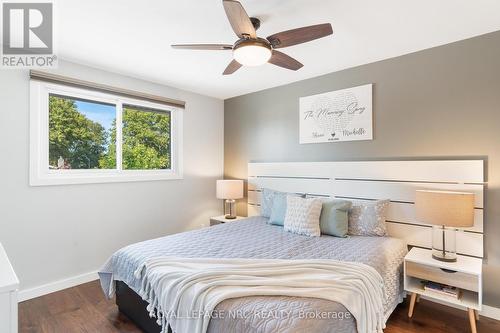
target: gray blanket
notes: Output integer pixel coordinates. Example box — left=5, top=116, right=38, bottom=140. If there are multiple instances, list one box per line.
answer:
left=99, top=217, right=407, bottom=333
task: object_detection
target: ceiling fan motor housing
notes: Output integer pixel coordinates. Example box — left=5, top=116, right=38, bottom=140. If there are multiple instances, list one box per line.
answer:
left=250, top=17, right=261, bottom=30
left=233, top=38, right=271, bottom=51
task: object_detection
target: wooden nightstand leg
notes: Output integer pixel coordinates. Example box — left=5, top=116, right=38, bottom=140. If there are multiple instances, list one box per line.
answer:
left=474, top=309, right=479, bottom=321
left=408, top=293, right=417, bottom=318
left=468, top=308, right=477, bottom=333
left=416, top=294, right=420, bottom=303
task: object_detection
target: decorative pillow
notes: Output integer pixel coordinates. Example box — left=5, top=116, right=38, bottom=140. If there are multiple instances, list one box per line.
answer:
left=269, top=193, right=290, bottom=226
left=319, top=199, right=352, bottom=237
left=348, top=199, right=390, bottom=236
left=284, top=196, right=323, bottom=237
left=261, top=188, right=279, bottom=218
left=262, top=188, right=304, bottom=222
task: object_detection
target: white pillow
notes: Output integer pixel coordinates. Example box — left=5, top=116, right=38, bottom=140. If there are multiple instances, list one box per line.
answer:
left=284, top=196, right=322, bottom=237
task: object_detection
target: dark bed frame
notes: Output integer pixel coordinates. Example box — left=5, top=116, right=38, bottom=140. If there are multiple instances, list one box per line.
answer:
left=116, top=281, right=170, bottom=333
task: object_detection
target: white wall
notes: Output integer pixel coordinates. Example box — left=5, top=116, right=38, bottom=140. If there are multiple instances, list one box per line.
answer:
left=0, top=60, right=224, bottom=296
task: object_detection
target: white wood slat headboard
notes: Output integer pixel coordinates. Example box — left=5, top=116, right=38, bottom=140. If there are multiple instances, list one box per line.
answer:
left=247, top=160, right=485, bottom=258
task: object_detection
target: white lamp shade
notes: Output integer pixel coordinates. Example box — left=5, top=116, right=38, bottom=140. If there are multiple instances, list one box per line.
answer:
left=415, top=190, right=475, bottom=227
left=216, top=180, right=244, bottom=199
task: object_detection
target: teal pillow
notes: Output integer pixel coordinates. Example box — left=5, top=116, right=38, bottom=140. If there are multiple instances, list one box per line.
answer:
left=319, top=199, right=352, bottom=237
left=268, top=192, right=305, bottom=226
left=268, top=193, right=288, bottom=226
left=261, top=188, right=282, bottom=218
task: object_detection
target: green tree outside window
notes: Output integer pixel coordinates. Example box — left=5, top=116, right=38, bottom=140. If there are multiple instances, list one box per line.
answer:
left=49, top=96, right=171, bottom=170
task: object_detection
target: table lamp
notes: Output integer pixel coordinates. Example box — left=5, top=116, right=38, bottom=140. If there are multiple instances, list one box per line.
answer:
left=415, top=190, right=475, bottom=262
left=216, top=180, right=244, bottom=219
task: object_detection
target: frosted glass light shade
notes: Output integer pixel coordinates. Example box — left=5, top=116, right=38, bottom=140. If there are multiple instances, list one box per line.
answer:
left=216, top=180, right=244, bottom=199
left=233, top=45, right=272, bottom=66
left=415, top=190, right=474, bottom=227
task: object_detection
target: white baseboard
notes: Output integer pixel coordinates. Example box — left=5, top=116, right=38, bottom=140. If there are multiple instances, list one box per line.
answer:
left=18, top=271, right=98, bottom=302
left=418, top=295, right=500, bottom=321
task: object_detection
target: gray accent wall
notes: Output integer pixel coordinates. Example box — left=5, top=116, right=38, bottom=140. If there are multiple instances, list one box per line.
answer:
left=224, top=31, right=500, bottom=307
left=0, top=60, right=224, bottom=295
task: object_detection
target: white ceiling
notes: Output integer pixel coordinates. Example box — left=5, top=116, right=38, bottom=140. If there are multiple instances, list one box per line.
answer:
left=58, top=0, right=500, bottom=99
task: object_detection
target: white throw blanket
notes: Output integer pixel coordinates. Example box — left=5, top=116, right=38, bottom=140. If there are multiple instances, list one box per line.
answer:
left=134, top=257, right=386, bottom=333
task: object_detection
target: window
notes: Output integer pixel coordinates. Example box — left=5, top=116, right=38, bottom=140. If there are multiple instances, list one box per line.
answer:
left=48, top=95, right=116, bottom=170
left=30, top=81, right=183, bottom=185
left=121, top=104, right=171, bottom=170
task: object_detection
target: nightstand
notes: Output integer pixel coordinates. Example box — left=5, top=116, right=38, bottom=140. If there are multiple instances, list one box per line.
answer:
left=404, top=247, right=482, bottom=333
left=210, top=215, right=245, bottom=226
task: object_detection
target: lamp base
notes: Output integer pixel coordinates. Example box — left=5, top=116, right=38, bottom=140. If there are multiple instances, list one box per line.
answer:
left=224, top=199, right=237, bottom=220
left=431, top=225, right=458, bottom=262
left=432, top=251, right=457, bottom=262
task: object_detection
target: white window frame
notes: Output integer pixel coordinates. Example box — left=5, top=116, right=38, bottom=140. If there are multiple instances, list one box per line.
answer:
left=30, top=80, right=183, bottom=186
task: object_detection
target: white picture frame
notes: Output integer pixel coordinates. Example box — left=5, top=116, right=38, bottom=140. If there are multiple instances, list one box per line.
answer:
left=299, top=84, right=373, bottom=144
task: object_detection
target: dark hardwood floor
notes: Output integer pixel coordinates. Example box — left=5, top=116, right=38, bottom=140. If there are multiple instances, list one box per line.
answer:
left=19, top=280, right=500, bottom=333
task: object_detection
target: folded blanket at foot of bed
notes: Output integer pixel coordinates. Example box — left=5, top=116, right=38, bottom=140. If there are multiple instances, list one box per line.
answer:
left=134, top=257, right=386, bottom=333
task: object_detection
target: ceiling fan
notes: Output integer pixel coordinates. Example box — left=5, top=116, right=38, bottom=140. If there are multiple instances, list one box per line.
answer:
left=172, top=0, right=333, bottom=75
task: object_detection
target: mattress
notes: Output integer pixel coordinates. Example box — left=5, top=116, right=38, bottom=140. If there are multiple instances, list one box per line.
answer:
left=99, top=216, right=407, bottom=333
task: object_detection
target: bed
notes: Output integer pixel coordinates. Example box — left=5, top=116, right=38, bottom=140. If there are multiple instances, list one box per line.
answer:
left=100, top=160, right=484, bottom=333
left=100, top=216, right=407, bottom=333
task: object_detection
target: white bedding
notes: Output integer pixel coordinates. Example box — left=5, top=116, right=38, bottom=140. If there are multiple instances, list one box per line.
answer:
left=135, top=257, right=386, bottom=333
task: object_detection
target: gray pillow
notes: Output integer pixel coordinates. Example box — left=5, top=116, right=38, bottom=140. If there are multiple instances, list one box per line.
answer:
left=348, top=199, right=390, bottom=236
left=319, top=199, right=352, bottom=237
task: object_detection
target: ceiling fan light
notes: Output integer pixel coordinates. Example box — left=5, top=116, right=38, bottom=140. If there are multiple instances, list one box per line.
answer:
left=233, top=44, right=272, bottom=67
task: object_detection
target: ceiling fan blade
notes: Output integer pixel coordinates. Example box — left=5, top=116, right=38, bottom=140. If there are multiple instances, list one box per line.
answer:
left=268, top=50, right=303, bottom=71
left=267, top=23, right=333, bottom=49
left=223, top=59, right=242, bottom=75
left=171, top=44, right=233, bottom=50
left=222, top=0, right=256, bottom=38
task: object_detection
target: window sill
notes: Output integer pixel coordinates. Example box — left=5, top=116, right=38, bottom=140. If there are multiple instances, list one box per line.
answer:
left=29, top=170, right=183, bottom=186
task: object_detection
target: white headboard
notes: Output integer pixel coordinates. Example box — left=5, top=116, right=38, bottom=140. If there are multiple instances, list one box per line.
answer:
left=247, top=160, right=485, bottom=258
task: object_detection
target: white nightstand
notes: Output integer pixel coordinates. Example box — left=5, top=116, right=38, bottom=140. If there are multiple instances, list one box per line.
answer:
left=404, top=247, right=482, bottom=333
left=210, top=215, right=245, bottom=226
